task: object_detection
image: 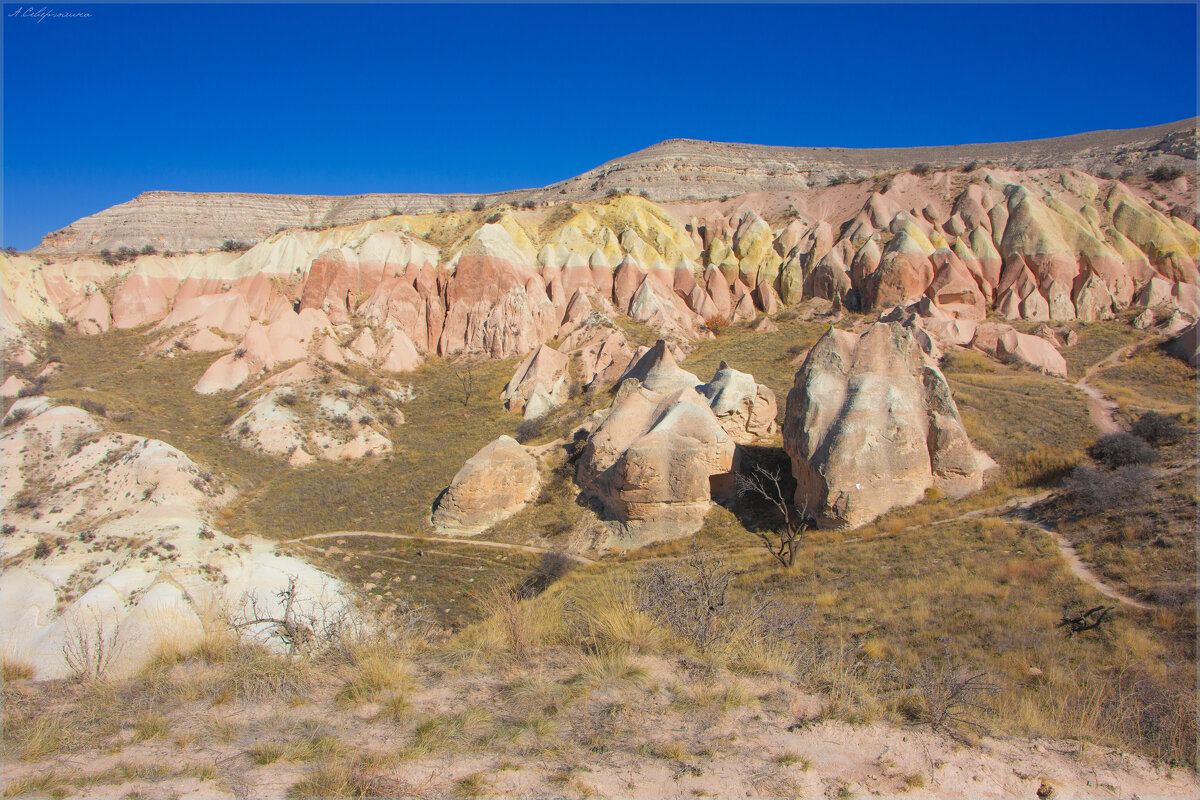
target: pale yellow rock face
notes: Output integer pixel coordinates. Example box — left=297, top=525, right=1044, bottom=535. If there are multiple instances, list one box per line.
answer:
left=783, top=322, right=984, bottom=528
left=431, top=436, right=540, bottom=536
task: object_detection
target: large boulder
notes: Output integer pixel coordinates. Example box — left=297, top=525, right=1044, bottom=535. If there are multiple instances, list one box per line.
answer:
left=996, top=330, right=1068, bottom=377
left=1165, top=321, right=1199, bottom=367
left=432, top=436, right=540, bottom=536
left=783, top=322, right=985, bottom=528
left=576, top=382, right=735, bottom=548
left=618, top=339, right=701, bottom=394
left=700, top=361, right=778, bottom=443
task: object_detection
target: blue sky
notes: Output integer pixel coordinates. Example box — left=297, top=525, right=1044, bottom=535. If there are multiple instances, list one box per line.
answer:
left=3, top=3, right=1196, bottom=250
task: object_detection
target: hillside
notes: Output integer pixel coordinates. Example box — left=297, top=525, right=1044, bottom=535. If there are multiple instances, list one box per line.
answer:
left=3, top=124, right=1198, bottom=799
left=35, top=118, right=1197, bottom=255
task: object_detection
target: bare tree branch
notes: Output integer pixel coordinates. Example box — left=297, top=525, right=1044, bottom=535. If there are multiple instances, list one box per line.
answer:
left=735, top=463, right=809, bottom=568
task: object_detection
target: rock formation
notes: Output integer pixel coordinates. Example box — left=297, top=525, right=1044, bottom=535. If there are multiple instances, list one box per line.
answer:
left=431, top=436, right=540, bottom=536
left=575, top=341, right=777, bottom=546
left=36, top=119, right=1195, bottom=255
left=0, top=397, right=353, bottom=679
left=783, top=322, right=985, bottom=528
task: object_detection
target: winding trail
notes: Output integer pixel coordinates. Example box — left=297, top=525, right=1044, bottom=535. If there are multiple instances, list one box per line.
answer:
left=287, top=530, right=597, bottom=565
left=1072, top=339, right=1150, bottom=434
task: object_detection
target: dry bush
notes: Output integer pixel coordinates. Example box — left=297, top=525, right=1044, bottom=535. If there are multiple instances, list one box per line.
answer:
left=212, top=644, right=312, bottom=703
left=566, top=576, right=665, bottom=656
left=1087, top=433, right=1158, bottom=469
left=289, top=752, right=419, bottom=799
left=1130, top=411, right=1184, bottom=446
left=61, top=608, right=125, bottom=681
left=1064, top=465, right=1155, bottom=516
left=634, top=543, right=734, bottom=655
left=473, top=584, right=564, bottom=661
left=898, top=649, right=1001, bottom=733
left=2, top=659, right=34, bottom=680
left=704, top=315, right=731, bottom=336
left=336, top=640, right=416, bottom=710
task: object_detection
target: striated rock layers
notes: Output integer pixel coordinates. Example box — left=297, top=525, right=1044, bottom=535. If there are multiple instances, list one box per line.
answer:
left=431, top=436, right=540, bottom=536
left=783, top=322, right=985, bottom=528
left=37, top=119, right=1194, bottom=254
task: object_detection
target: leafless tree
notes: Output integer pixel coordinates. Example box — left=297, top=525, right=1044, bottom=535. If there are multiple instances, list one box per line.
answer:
left=735, top=463, right=810, bottom=568
left=454, top=360, right=477, bottom=407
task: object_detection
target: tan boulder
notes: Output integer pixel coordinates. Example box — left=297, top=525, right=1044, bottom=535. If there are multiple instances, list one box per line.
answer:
left=1165, top=321, right=1199, bottom=367
left=576, top=382, right=735, bottom=547
left=432, top=436, right=540, bottom=536
left=783, top=322, right=984, bottom=528
left=996, top=330, right=1068, bottom=377
left=700, top=362, right=778, bottom=443
left=619, top=339, right=700, bottom=394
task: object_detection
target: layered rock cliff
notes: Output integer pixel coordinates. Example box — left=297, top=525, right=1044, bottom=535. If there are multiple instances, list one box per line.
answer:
left=35, top=118, right=1196, bottom=255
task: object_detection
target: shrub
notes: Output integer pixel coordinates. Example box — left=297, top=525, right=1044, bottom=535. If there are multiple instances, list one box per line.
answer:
left=3, top=245, right=18, bottom=255
left=139, top=244, right=157, bottom=256
left=4, top=407, right=32, bottom=426
left=704, top=315, right=730, bottom=336
left=34, top=540, right=53, bottom=559
left=1087, top=432, right=1158, bottom=468
left=1064, top=464, right=1154, bottom=516
left=219, top=239, right=251, bottom=252
left=635, top=543, right=733, bottom=654
left=960, top=161, right=980, bottom=173
left=1131, top=412, right=1184, bottom=447
left=1148, top=165, right=1185, bottom=184
left=472, top=199, right=486, bottom=212
left=605, top=188, right=621, bottom=198
left=910, top=163, right=933, bottom=176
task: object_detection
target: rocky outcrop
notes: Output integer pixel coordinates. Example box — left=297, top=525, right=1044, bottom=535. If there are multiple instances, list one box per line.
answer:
left=575, top=341, right=779, bottom=546
left=576, top=381, right=735, bottom=548
left=783, top=322, right=985, bottom=528
left=431, top=436, right=540, bottom=536
left=503, top=344, right=571, bottom=419
left=700, top=361, right=778, bottom=443
left=996, top=330, right=1069, bottom=377
left=1166, top=321, right=1199, bottom=366
left=0, top=398, right=353, bottom=679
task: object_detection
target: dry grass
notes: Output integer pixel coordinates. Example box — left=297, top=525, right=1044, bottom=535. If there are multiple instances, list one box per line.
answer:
left=942, top=355, right=1093, bottom=470
left=1093, top=345, right=1197, bottom=415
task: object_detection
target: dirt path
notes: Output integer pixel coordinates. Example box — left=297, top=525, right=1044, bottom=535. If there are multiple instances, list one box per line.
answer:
left=288, top=530, right=597, bottom=565
left=1072, top=339, right=1148, bottom=433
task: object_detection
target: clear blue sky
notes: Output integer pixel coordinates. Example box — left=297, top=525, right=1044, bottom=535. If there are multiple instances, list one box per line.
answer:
left=3, top=3, right=1196, bottom=250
